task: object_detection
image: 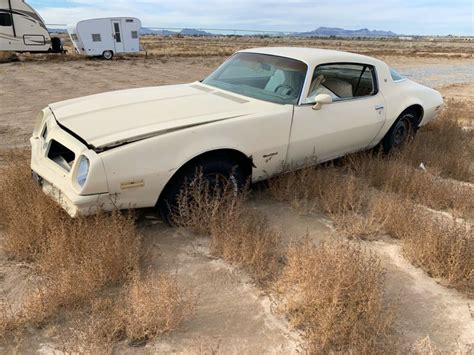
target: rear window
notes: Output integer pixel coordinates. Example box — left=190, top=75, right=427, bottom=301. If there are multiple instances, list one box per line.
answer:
left=131, top=31, right=138, bottom=39
left=390, top=68, right=405, bottom=81
left=70, top=33, right=79, bottom=41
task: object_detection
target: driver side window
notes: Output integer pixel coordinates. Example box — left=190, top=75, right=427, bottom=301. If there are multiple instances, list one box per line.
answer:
left=304, top=63, right=377, bottom=104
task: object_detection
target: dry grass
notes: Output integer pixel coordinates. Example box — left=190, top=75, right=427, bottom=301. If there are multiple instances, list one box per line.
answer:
left=344, top=152, right=474, bottom=217
left=0, top=151, right=192, bottom=348
left=123, top=273, right=193, bottom=342
left=139, top=35, right=473, bottom=59
left=375, top=195, right=473, bottom=295
left=402, top=100, right=474, bottom=182
left=173, top=172, right=395, bottom=351
left=0, top=151, right=62, bottom=260
left=71, top=273, right=194, bottom=352
left=269, top=166, right=386, bottom=240
left=17, top=210, right=141, bottom=328
left=278, top=240, right=394, bottom=354
left=173, top=173, right=280, bottom=283
left=268, top=101, right=474, bottom=294
left=269, top=166, right=369, bottom=216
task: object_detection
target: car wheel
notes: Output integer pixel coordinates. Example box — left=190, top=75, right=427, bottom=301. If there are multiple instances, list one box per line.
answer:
left=382, top=111, right=416, bottom=153
left=157, top=158, right=247, bottom=225
left=102, top=50, right=114, bottom=60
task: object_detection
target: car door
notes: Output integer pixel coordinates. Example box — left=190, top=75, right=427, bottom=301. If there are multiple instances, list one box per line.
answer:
left=286, top=63, right=386, bottom=167
left=112, top=21, right=124, bottom=53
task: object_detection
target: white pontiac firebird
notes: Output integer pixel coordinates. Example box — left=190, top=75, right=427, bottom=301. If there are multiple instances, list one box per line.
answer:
left=30, top=47, right=443, bottom=221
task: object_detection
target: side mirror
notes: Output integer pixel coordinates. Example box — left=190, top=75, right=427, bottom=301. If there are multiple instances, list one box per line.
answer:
left=312, top=94, right=333, bottom=110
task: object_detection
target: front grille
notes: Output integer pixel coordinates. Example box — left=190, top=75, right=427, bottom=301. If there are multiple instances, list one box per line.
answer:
left=47, top=140, right=75, bottom=172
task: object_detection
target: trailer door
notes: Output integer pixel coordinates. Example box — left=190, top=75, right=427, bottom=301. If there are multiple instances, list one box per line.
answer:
left=112, top=20, right=124, bottom=53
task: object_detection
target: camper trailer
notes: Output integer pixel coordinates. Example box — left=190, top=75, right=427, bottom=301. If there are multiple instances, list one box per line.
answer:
left=0, top=0, right=63, bottom=53
left=68, top=17, right=142, bottom=59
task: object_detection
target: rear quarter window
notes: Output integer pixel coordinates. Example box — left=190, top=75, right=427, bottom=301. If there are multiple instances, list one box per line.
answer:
left=390, top=68, right=405, bottom=82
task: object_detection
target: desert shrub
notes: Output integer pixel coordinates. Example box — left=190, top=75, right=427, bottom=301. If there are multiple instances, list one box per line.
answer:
left=72, top=273, right=194, bottom=352
left=173, top=172, right=280, bottom=283
left=269, top=167, right=369, bottom=216
left=269, top=166, right=386, bottom=239
left=403, top=100, right=473, bottom=182
left=19, top=210, right=141, bottom=327
left=372, top=194, right=473, bottom=294
left=0, top=152, right=64, bottom=260
left=123, top=273, right=193, bottom=342
left=0, top=151, right=192, bottom=348
left=278, top=240, right=393, bottom=354
left=344, top=152, right=474, bottom=217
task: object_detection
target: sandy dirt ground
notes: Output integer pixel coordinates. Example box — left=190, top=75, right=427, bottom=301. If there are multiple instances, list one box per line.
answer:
left=0, top=48, right=473, bottom=353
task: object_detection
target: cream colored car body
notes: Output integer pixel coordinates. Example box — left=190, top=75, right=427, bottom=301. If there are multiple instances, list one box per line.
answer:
left=30, top=47, right=443, bottom=217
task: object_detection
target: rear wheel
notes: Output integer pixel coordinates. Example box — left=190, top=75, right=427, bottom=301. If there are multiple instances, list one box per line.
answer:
left=382, top=111, right=416, bottom=153
left=102, top=50, right=114, bottom=60
left=157, top=158, right=247, bottom=225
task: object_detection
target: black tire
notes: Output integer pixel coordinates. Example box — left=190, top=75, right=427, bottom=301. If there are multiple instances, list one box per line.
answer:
left=102, top=50, right=114, bottom=60
left=157, top=158, right=247, bottom=225
left=381, top=111, right=416, bottom=153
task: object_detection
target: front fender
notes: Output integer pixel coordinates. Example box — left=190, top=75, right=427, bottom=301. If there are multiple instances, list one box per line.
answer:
left=99, top=106, right=293, bottom=208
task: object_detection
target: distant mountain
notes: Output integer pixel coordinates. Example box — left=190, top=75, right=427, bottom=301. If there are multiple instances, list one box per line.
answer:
left=294, top=27, right=397, bottom=38
left=139, top=27, right=213, bottom=36
left=179, top=28, right=213, bottom=36
left=47, top=28, right=67, bottom=34
left=139, top=28, right=177, bottom=36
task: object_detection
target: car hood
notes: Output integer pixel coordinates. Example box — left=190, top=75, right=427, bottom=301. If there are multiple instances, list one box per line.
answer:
left=49, top=83, right=267, bottom=150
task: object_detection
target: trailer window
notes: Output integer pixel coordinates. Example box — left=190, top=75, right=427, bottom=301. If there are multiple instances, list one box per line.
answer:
left=131, top=31, right=138, bottom=39
left=0, top=13, right=13, bottom=27
left=70, top=33, right=79, bottom=41
left=92, top=34, right=102, bottom=42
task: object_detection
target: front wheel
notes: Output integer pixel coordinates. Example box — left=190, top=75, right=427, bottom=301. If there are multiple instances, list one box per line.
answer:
left=157, top=159, right=247, bottom=225
left=382, top=112, right=416, bottom=153
left=102, top=50, right=114, bottom=60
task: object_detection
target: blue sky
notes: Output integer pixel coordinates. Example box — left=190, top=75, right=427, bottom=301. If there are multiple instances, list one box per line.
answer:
left=29, top=0, right=473, bottom=35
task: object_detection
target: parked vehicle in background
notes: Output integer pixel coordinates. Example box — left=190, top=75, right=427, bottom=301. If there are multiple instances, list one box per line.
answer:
left=67, top=17, right=142, bottom=60
left=30, top=47, right=444, bottom=222
left=0, top=0, right=63, bottom=53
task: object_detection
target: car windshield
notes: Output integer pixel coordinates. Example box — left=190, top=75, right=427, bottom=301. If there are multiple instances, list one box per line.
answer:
left=203, top=53, right=308, bottom=105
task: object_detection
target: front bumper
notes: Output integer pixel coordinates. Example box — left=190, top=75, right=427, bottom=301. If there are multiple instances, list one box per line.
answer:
left=32, top=171, right=115, bottom=217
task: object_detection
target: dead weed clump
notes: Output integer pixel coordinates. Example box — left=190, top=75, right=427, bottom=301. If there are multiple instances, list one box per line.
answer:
left=344, top=153, right=474, bottom=217
left=0, top=153, right=63, bottom=260
left=269, top=167, right=369, bottom=216
left=278, top=240, right=393, bottom=354
left=19, top=211, right=141, bottom=327
left=373, top=194, right=473, bottom=294
left=72, top=273, right=194, bottom=352
left=173, top=172, right=280, bottom=283
left=0, top=151, right=192, bottom=347
left=122, top=273, right=193, bottom=342
left=269, top=166, right=385, bottom=239
left=403, top=100, right=474, bottom=182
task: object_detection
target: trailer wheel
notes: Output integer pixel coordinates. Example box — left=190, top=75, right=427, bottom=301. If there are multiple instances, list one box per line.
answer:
left=102, top=50, right=114, bottom=60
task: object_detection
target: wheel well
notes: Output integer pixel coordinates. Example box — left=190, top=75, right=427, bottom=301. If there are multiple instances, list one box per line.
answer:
left=402, top=104, right=424, bottom=127
left=157, top=149, right=253, bottom=205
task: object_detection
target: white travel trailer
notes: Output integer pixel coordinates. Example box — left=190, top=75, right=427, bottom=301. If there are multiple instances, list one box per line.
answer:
left=67, top=17, right=142, bottom=60
left=0, top=0, right=63, bottom=53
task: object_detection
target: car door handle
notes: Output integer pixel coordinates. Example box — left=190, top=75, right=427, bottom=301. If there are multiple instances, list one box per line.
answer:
left=375, top=104, right=384, bottom=111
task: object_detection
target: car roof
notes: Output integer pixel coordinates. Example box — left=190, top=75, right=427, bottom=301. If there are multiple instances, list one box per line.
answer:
left=238, top=47, right=384, bottom=67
